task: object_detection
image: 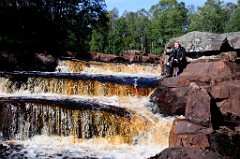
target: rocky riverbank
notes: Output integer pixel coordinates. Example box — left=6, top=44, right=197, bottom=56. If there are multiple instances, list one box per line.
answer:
left=149, top=32, right=240, bottom=159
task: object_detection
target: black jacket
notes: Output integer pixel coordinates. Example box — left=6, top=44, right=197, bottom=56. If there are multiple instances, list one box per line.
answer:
left=168, top=46, right=186, bottom=62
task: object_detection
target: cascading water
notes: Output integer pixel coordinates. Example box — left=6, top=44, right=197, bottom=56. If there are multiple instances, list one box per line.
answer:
left=0, top=59, right=176, bottom=159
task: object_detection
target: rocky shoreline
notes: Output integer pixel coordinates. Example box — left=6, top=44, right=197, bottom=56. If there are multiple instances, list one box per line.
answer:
left=149, top=59, right=240, bottom=159
left=148, top=32, right=240, bottom=159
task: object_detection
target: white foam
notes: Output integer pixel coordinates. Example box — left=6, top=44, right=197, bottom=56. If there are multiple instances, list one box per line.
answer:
left=7, top=132, right=168, bottom=159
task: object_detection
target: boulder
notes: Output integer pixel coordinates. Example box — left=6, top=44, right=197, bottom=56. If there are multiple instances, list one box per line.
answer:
left=185, top=82, right=211, bottom=127
left=169, top=119, right=240, bottom=158
left=119, top=51, right=161, bottom=63
left=208, top=128, right=240, bottom=158
left=149, top=147, right=223, bottom=159
left=34, top=53, right=58, bottom=71
left=181, top=60, right=234, bottom=77
left=0, top=50, right=58, bottom=71
left=89, top=52, right=119, bottom=62
left=211, top=80, right=240, bottom=117
left=147, top=86, right=187, bottom=115
left=181, top=59, right=240, bottom=86
left=167, top=31, right=240, bottom=54
left=169, top=119, right=211, bottom=149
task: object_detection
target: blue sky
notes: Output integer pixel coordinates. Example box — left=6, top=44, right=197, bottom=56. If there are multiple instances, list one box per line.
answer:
left=105, top=0, right=238, bottom=15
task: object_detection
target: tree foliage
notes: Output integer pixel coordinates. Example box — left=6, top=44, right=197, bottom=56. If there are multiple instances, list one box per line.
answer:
left=188, top=0, right=227, bottom=33
left=224, top=2, right=240, bottom=32
left=0, top=0, right=108, bottom=55
left=150, top=0, right=188, bottom=53
left=1, top=0, right=240, bottom=56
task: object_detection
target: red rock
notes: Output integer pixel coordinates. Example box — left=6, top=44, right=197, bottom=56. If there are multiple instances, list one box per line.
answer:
left=168, top=119, right=240, bottom=158
left=211, top=80, right=240, bottom=116
left=90, top=52, right=118, bottom=62
left=220, top=51, right=238, bottom=62
left=185, top=82, right=211, bottom=127
left=149, top=147, right=223, bottom=159
left=147, top=86, right=187, bottom=115
left=181, top=60, right=233, bottom=77
left=171, top=119, right=206, bottom=134
left=169, top=119, right=211, bottom=149
left=208, top=128, right=240, bottom=158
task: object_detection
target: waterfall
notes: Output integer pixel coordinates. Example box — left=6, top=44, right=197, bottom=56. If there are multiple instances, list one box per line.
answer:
left=0, top=59, right=175, bottom=159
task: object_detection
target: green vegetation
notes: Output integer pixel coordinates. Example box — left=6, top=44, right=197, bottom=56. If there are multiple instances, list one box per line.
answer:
left=0, top=0, right=108, bottom=55
left=1, top=0, right=240, bottom=56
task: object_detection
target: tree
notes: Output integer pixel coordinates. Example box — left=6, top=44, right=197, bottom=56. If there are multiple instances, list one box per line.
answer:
left=0, top=0, right=109, bottom=55
left=104, top=8, right=126, bottom=55
left=224, top=2, right=240, bottom=32
left=225, top=8, right=240, bottom=32
left=136, top=9, right=152, bottom=53
left=150, top=0, right=188, bottom=54
left=187, top=0, right=227, bottom=33
left=122, top=10, right=151, bottom=53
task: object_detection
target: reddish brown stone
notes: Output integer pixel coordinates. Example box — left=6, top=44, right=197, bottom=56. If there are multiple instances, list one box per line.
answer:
left=168, top=119, right=240, bottom=158
left=119, top=51, right=161, bottom=63
left=181, top=60, right=233, bottom=77
left=169, top=119, right=211, bottom=149
left=211, top=80, right=240, bottom=116
left=149, top=147, right=223, bottom=159
left=147, top=86, right=187, bottom=115
left=171, top=119, right=206, bottom=134
left=185, top=82, right=211, bottom=127
left=220, top=51, right=238, bottom=62
left=90, top=52, right=118, bottom=62
left=208, top=128, right=240, bottom=158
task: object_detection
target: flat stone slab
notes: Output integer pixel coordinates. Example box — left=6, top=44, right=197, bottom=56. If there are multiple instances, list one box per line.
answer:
left=168, top=31, right=240, bottom=53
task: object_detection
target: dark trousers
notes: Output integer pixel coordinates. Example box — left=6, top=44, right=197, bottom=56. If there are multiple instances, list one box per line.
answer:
left=165, top=60, right=186, bottom=77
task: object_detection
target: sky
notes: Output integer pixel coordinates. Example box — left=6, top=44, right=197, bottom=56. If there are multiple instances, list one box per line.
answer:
left=105, top=0, right=238, bottom=15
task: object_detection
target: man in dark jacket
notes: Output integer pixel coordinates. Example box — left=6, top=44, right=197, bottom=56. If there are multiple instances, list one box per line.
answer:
left=165, top=41, right=186, bottom=77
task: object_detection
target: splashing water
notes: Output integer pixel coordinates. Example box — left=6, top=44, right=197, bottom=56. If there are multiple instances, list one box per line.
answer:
left=0, top=59, right=176, bottom=159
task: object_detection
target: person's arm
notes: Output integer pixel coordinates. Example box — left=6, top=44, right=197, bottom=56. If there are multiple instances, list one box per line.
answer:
left=179, top=47, right=186, bottom=61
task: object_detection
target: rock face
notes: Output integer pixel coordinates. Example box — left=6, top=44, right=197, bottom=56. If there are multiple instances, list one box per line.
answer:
left=148, top=59, right=240, bottom=117
left=167, top=31, right=240, bottom=53
left=34, top=53, right=58, bottom=71
left=211, top=81, right=240, bottom=116
left=149, top=147, right=223, bottom=159
left=185, top=82, right=211, bottom=127
left=148, top=55, right=240, bottom=158
left=169, top=119, right=211, bottom=149
left=119, top=50, right=161, bottom=63
left=147, top=86, right=187, bottom=115
left=0, top=50, right=58, bottom=71
left=75, top=51, right=161, bottom=63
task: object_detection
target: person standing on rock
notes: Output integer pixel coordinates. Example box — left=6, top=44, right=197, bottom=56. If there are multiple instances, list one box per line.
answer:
left=165, top=41, right=186, bottom=77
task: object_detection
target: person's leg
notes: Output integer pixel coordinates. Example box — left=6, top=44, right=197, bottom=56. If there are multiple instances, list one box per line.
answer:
left=165, top=64, right=173, bottom=77
left=177, top=62, right=185, bottom=76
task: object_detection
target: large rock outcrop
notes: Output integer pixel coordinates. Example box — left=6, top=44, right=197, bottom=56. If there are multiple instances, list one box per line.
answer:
left=148, top=59, right=240, bottom=117
left=0, top=50, right=58, bottom=71
left=167, top=31, right=240, bottom=54
left=148, top=56, right=240, bottom=159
